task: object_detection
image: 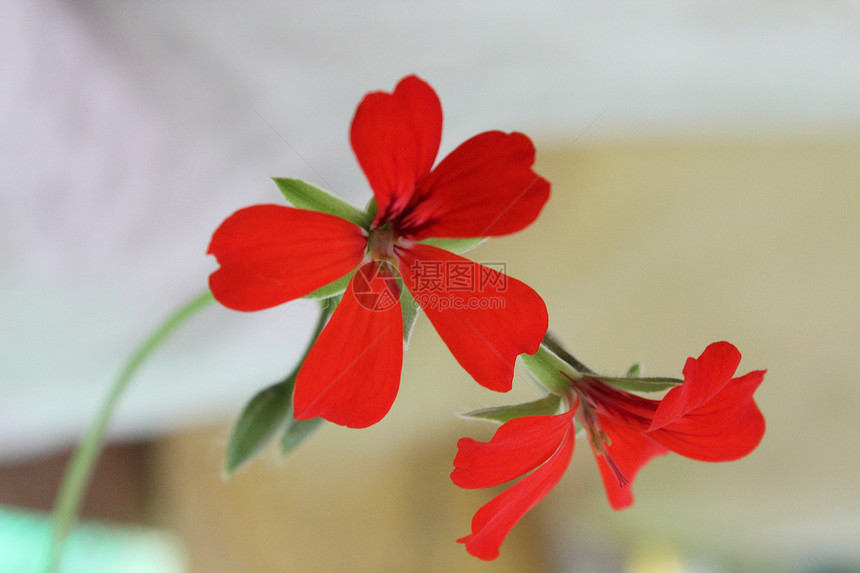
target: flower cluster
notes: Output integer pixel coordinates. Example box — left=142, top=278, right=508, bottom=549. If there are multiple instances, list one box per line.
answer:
left=452, top=340, right=766, bottom=560
left=206, top=75, right=767, bottom=561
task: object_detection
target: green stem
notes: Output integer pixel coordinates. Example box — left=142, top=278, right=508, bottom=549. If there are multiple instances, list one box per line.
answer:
left=47, top=290, right=215, bottom=572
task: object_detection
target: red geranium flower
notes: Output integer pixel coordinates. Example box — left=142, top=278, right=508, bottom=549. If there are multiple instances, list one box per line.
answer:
left=208, top=75, right=550, bottom=428
left=452, top=341, right=765, bottom=560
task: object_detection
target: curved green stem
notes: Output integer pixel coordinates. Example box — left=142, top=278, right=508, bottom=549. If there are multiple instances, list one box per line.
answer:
left=47, top=290, right=215, bottom=572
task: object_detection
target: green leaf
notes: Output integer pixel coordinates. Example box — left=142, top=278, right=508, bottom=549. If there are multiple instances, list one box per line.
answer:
left=273, top=177, right=372, bottom=229
left=225, top=379, right=294, bottom=476
left=419, top=236, right=487, bottom=254
left=520, top=344, right=580, bottom=394
left=591, top=375, right=683, bottom=393
left=461, top=394, right=563, bottom=424
left=626, top=362, right=642, bottom=378
left=304, top=267, right=357, bottom=300
left=399, top=282, right=420, bottom=348
left=280, top=416, right=325, bottom=456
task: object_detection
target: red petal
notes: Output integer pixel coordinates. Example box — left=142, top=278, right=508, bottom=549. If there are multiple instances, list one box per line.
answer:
left=350, top=75, right=442, bottom=225
left=452, top=411, right=575, bottom=489
left=650, top=341, right=742, bottom=430
left=397, top=243, right=548, bottom=392
left=408, top=131, right=550, bottom=240
left=649, top=369, right=766, bottom=461
left=593, top=415, right=668, bottom=510
left=457, top=424, right=574, bottom=561
left=208, top=205, right=366, bottom=311
left=292, top=263, right=404, bottom=428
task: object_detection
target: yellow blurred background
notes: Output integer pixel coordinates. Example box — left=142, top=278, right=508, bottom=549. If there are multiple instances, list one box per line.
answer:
left=15, top=134, right=850, bottom=572
left=3, top=3, right=860, bottom=571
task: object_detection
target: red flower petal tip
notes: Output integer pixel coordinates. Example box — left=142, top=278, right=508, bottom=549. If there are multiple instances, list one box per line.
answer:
left=648, top=341, right=766, bottom=462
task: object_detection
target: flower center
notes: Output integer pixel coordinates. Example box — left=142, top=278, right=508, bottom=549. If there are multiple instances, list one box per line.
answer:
left=367, top=224, right=397, bottom=264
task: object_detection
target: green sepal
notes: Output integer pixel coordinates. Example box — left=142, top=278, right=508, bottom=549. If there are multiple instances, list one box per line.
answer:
left=399, top=281, right=420, bottom=348
left=418, top=237, right=487, bottom=254
left=304, top=267, right=357, bottom=300
left=224, top=379, right=294, bottom=476
left=626, top=362, right=642, bottom=378
left=280, top=416, right=325, bottom=456
left=520, top=344, right=581, bottom=394
left=461, top=394, right=563, bottom=424
left=273, top=177, right=372, bottom=229
left=225, top=300, right=334, bottom=475
left=364, top=196, right=378, bottom=222
left=591, top=375, right=683, bottom=393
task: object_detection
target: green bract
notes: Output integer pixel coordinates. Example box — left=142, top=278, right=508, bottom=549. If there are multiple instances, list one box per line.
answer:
left=521, top=341, right=683, bottom=395
left=591, top=360, right=683, bottom=392
left=588, top=374, right=682, bottom=393
left=281, top=416, right=325, bottom=456
left=399, top=284, right=420, bottom=347
left=461, top=394, right=563, bottom=424
left=273, top=177, right=372, bottom=229
left=418, top=237, right=487, bottom=255
left=304, top=270, right=355, bottom=300
left=626, top=362, right=642, bottom=378
left=224, top=379, right=294, bottom=475
left=225, top=300, right=334, bottom=474
left=520, top=344, right=581, bottom=394
left=225, top=372, right=330, bottom=475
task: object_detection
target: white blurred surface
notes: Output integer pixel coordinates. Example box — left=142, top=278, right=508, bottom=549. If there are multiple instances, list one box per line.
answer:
left=2, top=1, right=859, bottom=462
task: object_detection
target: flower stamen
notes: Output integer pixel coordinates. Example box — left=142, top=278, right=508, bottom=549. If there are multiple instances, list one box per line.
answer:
left=598, top=444, right=629, bottom=488
left=571, top=388, right=630, bottom=488
left=367, top=224, right=397, bottom=264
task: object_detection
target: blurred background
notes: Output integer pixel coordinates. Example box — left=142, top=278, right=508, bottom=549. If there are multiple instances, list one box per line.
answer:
left=2, top=1, right=859, bottom=571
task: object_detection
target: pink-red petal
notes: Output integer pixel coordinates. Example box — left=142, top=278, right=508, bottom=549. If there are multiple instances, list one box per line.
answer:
left=457, top=424, right=575, bottom=561
left=646, top=341, right=766, bottom=461
left=649, top=369, right=766, bottom=462
left=593, top=415, right=668, bottom=510
left=350, top=75, right=443, bottom=226
left=292, top=263, right=404, bottom=428
left=650, top=341, right=742, bottom=430
left=407, top=131, right=550, bottom=240
left=452, top=410, right=575, bottom=489
left=397, top=243, right=548, bottom=392
left=208, top=205, right=366, bottom=311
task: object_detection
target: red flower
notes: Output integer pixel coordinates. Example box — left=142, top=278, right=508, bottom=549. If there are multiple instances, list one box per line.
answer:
left=451, top=341, right=765, bottom=560
left=208, top=75, right=550, bottom=428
